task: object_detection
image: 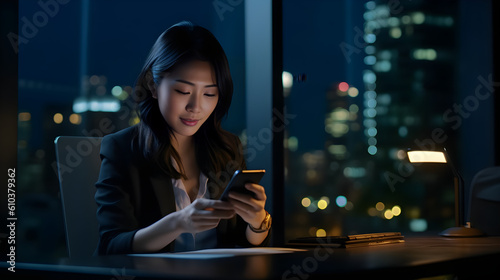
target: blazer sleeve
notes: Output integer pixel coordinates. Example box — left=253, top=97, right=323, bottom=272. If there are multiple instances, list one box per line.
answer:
left=94, top=134, right=139, bottom=255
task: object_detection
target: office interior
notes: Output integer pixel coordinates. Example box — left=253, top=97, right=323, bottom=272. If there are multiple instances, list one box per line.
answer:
left=1, top=0, right=499, bottom=265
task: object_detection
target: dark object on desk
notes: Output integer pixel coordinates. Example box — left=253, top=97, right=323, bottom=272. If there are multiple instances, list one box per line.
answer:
left=470, top=166, right=500, bottom=236
left=55, top=136, right=102, bottom=258
left=287, top=232, right=404, bottom=248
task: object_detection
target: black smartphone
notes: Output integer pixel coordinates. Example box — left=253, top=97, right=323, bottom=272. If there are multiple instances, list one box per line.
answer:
left=219, top=170, right=266, bottom=201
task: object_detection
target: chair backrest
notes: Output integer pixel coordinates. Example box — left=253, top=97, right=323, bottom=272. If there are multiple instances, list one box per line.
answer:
left=469, top=166, right=500, bottom=236
left=54, top=136, right=102, bottom=258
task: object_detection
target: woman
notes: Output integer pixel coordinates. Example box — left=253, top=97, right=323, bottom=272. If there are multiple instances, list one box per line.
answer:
left=95, top=21, right=271, bottom=255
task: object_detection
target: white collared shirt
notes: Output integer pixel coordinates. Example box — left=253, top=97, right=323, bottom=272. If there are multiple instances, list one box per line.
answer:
left=172, top=172, right=217, bottom=252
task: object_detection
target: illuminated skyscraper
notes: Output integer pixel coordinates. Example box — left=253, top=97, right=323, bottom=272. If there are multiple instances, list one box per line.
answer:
left=359, top=0, right=459, bottom=232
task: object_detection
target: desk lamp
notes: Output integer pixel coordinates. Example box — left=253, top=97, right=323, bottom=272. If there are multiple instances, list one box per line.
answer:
left=407, top=148, right=484, bottom=237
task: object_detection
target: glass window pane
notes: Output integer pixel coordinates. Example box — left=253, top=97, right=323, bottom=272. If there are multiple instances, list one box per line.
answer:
left=283, top=0, right=494, bottom=240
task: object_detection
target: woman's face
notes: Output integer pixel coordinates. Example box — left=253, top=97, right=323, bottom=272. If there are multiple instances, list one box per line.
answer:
left=152, top=60, right=219, bottom=139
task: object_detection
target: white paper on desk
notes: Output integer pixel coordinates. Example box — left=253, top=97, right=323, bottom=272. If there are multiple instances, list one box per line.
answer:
left=129, top=247, right=306, bottom=259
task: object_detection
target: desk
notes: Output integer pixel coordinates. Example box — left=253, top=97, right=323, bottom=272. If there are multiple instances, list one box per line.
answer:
left=2, top=237, right=500, bottom=279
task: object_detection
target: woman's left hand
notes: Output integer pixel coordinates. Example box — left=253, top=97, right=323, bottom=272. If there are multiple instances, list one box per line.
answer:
left=227, top=183, right=267, bottom=228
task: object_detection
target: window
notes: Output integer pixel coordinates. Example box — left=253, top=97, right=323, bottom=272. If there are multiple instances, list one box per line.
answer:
left=282, top=0, right=495, bottom=240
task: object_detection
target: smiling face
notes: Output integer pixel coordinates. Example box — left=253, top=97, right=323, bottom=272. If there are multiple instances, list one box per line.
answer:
left=151, top=60, right=219, bottom=141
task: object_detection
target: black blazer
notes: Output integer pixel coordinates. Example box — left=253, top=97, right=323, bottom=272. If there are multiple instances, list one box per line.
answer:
left=94, top=126, right=269, bottom=255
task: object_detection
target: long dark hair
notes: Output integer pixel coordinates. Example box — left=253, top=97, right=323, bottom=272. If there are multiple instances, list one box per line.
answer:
left=133, top=21, right=245, bottom=185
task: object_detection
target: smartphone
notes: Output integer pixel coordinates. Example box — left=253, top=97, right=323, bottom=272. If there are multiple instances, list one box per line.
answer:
left=220, top=170, right=266, bottom=201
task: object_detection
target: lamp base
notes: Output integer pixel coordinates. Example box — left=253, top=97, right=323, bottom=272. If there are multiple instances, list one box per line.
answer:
left=440, top=226, right=484, bottom=237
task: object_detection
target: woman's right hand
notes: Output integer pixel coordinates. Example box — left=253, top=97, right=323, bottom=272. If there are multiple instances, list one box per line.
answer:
left=177, top=198, right=235, bottom=233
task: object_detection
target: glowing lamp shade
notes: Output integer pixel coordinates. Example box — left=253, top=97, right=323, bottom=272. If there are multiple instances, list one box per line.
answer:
left=407, top=151, right=447, bottom=163
left=406, top=148, right=484, bottom=237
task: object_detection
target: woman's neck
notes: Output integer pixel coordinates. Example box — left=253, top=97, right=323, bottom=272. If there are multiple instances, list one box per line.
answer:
left=171, top=133, right=200, bottom=200
left=170, top=133, right=199, bottom=178
left=171, top=133, right=195, bottom=157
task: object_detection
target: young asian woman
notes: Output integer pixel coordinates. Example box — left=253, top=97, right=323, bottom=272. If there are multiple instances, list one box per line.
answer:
left=94, top=21, right=271, bottom=255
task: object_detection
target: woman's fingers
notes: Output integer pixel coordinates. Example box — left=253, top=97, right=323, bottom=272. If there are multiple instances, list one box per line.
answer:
left=180, top=198, right=237, bottom=233
left=192, top=199, right=235, bottom=219
left=196, top=209, right=235, bottom=219
left=228, top=195, right=259, bottom=213
left=245, top=183, right=266, bottom=200
left=226, top=184, right=267, bottom=227
left=228, top=195, right=262, bottom=212
left=193, top=198, right=234, bottom=210
left=190, top=215, right=221, bottom=224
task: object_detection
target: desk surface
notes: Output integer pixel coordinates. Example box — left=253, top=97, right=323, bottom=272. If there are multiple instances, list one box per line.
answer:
left=3, top=236, right=500, bottom=279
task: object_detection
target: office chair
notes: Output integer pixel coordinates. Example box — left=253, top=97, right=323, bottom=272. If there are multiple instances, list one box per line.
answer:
left=469, top=166, right=500, bottom=236
left=54, top=136, right=102, bottom=258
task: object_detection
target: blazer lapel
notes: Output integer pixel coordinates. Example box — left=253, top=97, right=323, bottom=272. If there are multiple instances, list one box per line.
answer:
left=149, top=167, right=176, bottom=217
